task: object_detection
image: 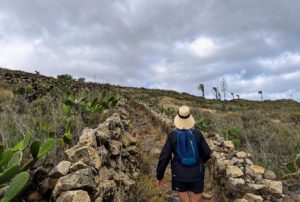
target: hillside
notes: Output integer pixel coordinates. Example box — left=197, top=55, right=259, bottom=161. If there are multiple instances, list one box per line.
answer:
left=0, top=67, right=300, bottom=201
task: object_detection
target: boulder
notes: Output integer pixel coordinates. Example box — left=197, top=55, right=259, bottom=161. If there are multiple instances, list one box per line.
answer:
left=108, top=140, right=122, bottom=156
left=236, top=151, right=247, bottom=158
left=229, top=177, right=245, bottom=186
left=263, top=179, right=283, bottom=194
left=95, top=124, right=111, bottom=146
left=97, top=166, right=118, bottom=181
left=245, top=158, right=254, bottom=165
left=65, top=146, right=101, bottom=169
left=114, top=171, right=135, bottom=189
left=78, top=128, right=97, bottom=148
left=231, top=157, right=242, bottom=165
left=69, top=161, right=89, bottom=173
left=245, top=165, right=255, bottom=178
left=263, top=170, right=276, bottom=180
left=250, top=165, right=265, bottom=175
left=216, top=159, right=232, bottom=172
left=242, top=193, right=263, bottom=202
left=226, top=166, right=244, bottom=178
left=110, top=127, right=122, bottom=140
left=247, top=183, right=265, bottom=192
left=53, top=168, right=96, bottom=198
left=122, top=133, right=137, bottom=147
left=106, top=113, right=122, bottom=131
left=96, top=180, right=117, bottom=202
left=126, top=145, right=139, bottom=155
left=224, top=140, right=235, bottom=149
left=56, top=190, right=91, bottom=202
left=99, top=145, right=109, bottom=165
left=49, top=161, right=71, bottom=177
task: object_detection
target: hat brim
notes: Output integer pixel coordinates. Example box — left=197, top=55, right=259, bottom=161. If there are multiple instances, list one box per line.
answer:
left=174, top=114, right=195, bottom=130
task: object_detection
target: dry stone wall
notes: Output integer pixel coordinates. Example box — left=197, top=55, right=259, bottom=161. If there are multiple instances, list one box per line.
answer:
left=0, top=67, right=113, bottom=93
left=32, top=107, right=140, bottom=202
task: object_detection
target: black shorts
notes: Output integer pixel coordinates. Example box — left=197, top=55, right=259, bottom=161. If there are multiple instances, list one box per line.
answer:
left=172, top=180, right=204, bottom=193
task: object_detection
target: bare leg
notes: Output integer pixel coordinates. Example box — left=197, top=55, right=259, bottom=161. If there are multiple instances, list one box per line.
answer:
left=190, top=192, right=202, bottom=202
left=188, top=191, right=192, bottom=202
left=178, top=192, right=189, bottom=202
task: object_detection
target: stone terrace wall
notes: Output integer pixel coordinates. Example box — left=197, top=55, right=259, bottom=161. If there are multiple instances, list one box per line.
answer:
left=28, top=107, right=140, bottom=202
left=128, top=98, right=296, bottom=202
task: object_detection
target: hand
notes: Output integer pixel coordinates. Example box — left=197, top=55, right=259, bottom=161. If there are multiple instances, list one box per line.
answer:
left=156, top=179, right=163, bottom=187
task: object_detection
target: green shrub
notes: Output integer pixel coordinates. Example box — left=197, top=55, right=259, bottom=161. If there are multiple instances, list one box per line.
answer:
left=196, top=118, right=215, bottom=132
left=285, top=154, right=300, bottom=174
left=222, top=126, right=241, bottom=147
left=57, top=74, right=74, bottom=82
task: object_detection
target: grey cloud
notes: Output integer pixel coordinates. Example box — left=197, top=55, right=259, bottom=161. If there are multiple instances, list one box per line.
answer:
left=0, top=0, right=300, bottom=101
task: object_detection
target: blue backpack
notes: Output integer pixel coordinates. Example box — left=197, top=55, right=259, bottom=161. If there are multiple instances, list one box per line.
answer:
left=175, top=128, right=199, bottom=166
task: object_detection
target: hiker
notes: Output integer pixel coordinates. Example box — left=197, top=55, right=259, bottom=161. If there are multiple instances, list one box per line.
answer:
left=156, top=106, right=211, bottom=202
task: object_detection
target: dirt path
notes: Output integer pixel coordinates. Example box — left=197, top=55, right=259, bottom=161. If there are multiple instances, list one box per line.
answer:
left=125, top=99, right=214, bottom=202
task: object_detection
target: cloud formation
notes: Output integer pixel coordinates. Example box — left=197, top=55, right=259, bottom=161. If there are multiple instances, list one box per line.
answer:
left=0, top=0, right=300, bottom=101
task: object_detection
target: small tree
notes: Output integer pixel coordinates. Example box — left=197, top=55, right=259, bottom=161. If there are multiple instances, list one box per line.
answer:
left=231, top=92, right=234, bottom=100
left=236, top=94, right=240, bottom=99
left=197, top=84, right=205, bottom=98
left=220, top=77, right=228, bottom=100
left=258, top=90, right=263, bottom=101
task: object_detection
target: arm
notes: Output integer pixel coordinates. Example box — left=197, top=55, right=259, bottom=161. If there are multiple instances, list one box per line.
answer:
left=198, top=132, right=212, bottom=164
left=156, top=132, right=173, bottom=180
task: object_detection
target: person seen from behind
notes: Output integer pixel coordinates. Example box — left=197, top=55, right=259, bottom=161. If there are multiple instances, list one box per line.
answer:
left=156, top=106, right=212, bottom=202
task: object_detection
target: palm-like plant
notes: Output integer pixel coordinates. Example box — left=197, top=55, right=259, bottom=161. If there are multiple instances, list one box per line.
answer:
left=197, top=84, right=205, bottom=98
left=231, top=92, right=234, bottom=100
left=258, top=90, right=263, bottom=101
left=236, top=95, right=240, bottom=99
left=212, top=87, right=218, bottom=100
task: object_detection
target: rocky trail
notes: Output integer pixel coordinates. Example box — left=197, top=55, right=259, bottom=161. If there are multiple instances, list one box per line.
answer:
left=125, top=97, right=214, bottom=201
left=127, top=99, right=177, bottom=201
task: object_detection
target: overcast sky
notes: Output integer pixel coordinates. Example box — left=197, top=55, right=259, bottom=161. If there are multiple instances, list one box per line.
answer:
left=0, top=0, right=300, bottom=101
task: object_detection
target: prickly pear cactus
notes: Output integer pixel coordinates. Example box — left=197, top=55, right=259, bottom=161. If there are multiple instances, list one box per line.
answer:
left=37, top=138, right=55, bottom=158
left=0, top=165, right=21, bottom=184
left=30, top=141, right=40, bottom=159
left=0, top=171, right=30, bottom=202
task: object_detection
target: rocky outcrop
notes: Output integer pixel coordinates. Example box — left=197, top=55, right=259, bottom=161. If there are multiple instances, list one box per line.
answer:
left=33, top=108, right=140, bottom=201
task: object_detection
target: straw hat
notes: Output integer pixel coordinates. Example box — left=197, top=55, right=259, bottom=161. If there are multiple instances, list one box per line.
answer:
left=174, top=106, right=195, bottom=130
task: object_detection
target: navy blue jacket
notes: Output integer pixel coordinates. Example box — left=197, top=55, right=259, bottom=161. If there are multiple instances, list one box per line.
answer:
left=156, top=128, right=211, bottom=182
